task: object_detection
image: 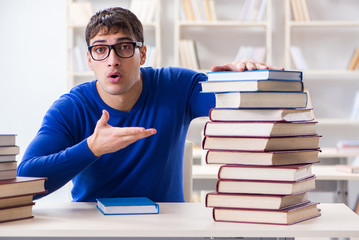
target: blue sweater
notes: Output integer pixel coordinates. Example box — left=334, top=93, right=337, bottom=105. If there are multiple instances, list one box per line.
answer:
left=17, top=67, right=215, bottom=202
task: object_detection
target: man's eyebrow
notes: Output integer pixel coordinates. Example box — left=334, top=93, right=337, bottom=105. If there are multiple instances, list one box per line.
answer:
left=91, top=37, right=133, bottom=45
left=91, top=39, right=106, bottom=45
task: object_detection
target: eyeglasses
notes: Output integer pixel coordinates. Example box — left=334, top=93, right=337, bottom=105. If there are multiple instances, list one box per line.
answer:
left=88, top=41, right=143, bottom=61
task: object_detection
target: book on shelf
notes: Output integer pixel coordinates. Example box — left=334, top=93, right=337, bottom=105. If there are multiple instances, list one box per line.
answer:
left=96, top=197, right=159, bottom=215
left=208, top=108, right=314, bottom=122
left=218, top=164, right=314, bottom=182
left=0, top=194, right=34, bottom=209
left=203, top=0, right=217, bottom=21
left=350, top=91, right=359, bottom=120
left=212, top=201, right=320, bottom=225
left=200, top=79, right=303, bottom=93
left=207, top=70, right=302, bottom=81
left=0, top=134, right=16, bottom=146
left=290, top=0, right=300, bottom=21
left=205, top=149, right=320, bottom=166
left=203, top=121, right=317, bottom=137
left=234, top=46, right=266, bottom=63
left=71, top=36, right=88, bottom=72
left=291, top=46, right=308, bottom=70
left=181, top=0, right=195, bottom=21
left=0, top=146, right=20, bottom=156
left=300, top=0, right=310, bottom=22
left=336, top=164, right=359, bottom=174
left=336, top=140, right=359, bottom=153
left=179, top=39, right=200, bottom=70
left=347, top=48, right=359, bottom=70
left=206, top=191, right=309, bottom=210
left=0, top=203, right=35, bottom=223
left=216, top=176, right=316, bottom=195
left=202, top=135, right=320, bottom=151
left=290, top=0, right=310, bottom=22
left=0, top=177, right=47, bottom=198
left=214, top=91, right=308, bottom=108
left=180, top=0, right=217, bottom=22
left=256, top=0, right=267, bottom=22
left=143, top=45, right=157, bottom=67
left=192, top=0, right=205, bottom=22
left=240, top=0, right=267, bottom=22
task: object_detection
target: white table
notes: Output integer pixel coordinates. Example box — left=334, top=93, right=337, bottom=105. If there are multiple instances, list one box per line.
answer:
left=0, top=202, right=358, bottom=239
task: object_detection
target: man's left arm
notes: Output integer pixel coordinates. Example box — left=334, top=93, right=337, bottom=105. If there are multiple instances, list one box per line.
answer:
left=183, top=58, right=285, bottom=118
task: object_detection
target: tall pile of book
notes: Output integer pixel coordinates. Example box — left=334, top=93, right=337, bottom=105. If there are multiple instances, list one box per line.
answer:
left=0, top=134, right=47, bottom=223
left=201, top=70, right=321, bottom=225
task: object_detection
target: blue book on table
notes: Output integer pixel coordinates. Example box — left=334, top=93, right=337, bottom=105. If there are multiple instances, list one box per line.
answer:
left=96, top=197, right=159, bottom=215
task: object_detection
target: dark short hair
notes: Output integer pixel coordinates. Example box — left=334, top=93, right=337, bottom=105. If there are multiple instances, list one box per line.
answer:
left=85, top=7, right=144, bottom=46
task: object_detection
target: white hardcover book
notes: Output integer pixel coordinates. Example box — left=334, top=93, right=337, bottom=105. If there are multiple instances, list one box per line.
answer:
left=350, top=91, right=359, bottom=120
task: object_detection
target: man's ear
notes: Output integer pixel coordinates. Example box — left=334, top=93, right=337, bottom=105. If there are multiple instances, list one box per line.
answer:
left=140, top=45, right=147, bottom=65
left=87, top=51, right=94, bottom=71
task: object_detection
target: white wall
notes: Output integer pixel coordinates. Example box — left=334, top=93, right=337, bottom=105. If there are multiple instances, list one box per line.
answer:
left=0, top=0, right=67, bottom=160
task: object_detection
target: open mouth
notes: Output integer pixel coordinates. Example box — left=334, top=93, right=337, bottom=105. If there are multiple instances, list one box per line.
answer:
left=107, top=72, right=121, bottom=83
left=110, top=74, right=119, bottom=78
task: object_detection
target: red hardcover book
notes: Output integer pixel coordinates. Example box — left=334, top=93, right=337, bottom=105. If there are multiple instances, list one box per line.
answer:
left=200, top=79, right=303, bottom=93
left=0, top=202, right=35, bottom=223
left=208, top=108, right=314, bottom=122
left=0, top=177, right=47, bottom=198
left=203, top=121, right=317, bottom=137
left=217, top=164, right=315, bottom=182
left=336, top=164, right=359, bottom=173
left=205, top=149, right=320, bottom=166
left=202, top=135, right=321, bottom=151
left=212, top=201, right=321, bottom=225
left=216, top=176, right=316, bottom=195
left=214, top=91, right=307, bottom=109
left=0, top=194, right=35, bottom=209
left=206, top=192, right=309, bottom=210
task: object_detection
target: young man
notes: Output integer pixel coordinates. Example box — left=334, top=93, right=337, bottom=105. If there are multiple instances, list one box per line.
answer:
left=17, top=7, right=283, bottom=202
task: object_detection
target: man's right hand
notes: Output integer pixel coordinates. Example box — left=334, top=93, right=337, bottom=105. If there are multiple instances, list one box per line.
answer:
left=87, top=110, right=157, bottom=157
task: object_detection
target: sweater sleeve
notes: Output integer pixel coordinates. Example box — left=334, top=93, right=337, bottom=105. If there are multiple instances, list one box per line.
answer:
left=17, top=96, right=99, bottom=199
left=171, top=67, right=215, bottom=119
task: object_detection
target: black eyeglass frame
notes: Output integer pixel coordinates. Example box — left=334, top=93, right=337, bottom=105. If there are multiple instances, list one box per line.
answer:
left=88, top=41, right=143, bottom=61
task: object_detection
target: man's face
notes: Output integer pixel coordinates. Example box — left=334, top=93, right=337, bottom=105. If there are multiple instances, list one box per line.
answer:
left=87, top=28, right=146, bottom=97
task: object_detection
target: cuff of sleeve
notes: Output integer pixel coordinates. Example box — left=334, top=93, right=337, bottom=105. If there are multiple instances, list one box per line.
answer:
left=66, top=138, right=99, bottom=169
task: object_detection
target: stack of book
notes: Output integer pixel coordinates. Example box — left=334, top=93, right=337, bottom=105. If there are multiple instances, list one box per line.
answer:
left=200, top=70, right=321, bottom=225
left=0, top=134, right=47, bottom=223
left=179, top=39, right=200, bottom=70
